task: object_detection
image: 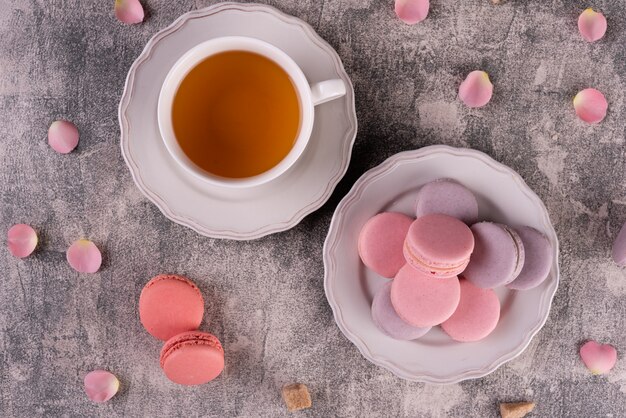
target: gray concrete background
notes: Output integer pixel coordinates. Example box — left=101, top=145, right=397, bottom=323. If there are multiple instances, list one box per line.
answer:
left=0, top=0, right=625, bottom=416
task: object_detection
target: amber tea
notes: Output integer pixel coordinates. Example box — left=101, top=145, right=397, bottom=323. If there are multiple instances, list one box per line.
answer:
left=171, top=51, right=301, bottom=178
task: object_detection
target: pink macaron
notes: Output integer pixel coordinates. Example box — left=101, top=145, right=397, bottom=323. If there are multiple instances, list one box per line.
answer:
left=463, top=222, right=525, bottom=289
left=415, top=179, right=479, bottom=224
left=139, top=274, right=205, bottom=341
left=358, top=212, right=413, bottom=278
left=371, top=282, right=431, bottom=340
left=390, top=265, right=461, bottom=328
left=441, top=278, right=500, bottom=342
left=160, top=331, right=224, bottom=385
left=403, top=214, right=475, bottom=278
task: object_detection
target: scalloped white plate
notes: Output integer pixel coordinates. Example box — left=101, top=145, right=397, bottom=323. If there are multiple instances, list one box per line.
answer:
left=324, top=146, right=559, bottom=383
left=119, top=3, right=357, bottom=240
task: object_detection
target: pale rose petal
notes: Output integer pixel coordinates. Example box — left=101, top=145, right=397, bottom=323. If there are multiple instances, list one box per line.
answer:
left=580, top=340, right=617, bottom=375
left=578, top=8, right=607, bottom=43
left=115, top=0, right=144, bottom=25
left=395, top=0, right=429, bottom=25
left=67, top=239, right=102, bottom=273
left=459, top=71, right=493, bottom=108
left=48, top=120, right=79, bottom=154
left=7, top=224, right=38, bottom=258
left=574, top=88, right=607, bottom=124
left=84, top=370, right=119, bottom=403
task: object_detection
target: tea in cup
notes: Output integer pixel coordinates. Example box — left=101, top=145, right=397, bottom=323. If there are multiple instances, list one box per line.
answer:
left=158, top=36, right=347, bottom=188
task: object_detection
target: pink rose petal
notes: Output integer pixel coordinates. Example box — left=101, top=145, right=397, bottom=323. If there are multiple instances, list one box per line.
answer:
left=395, top=0, right=429, bottom=25
left=7, top=224, right=38, bottom=258
left=48, top=120, right=79, bottom=154
left=580, top=340, right=617, bottom=375
left=574, top=88, right=607, bottom=124
left=459, top=71, right=493, bottom=108
left=578, top=8, right=607, bottom=43
left=84, top=370, right=119, bottom=403
left=67, top=239, right=102, bottom=273
left=115, top=0, right=144, bottom=25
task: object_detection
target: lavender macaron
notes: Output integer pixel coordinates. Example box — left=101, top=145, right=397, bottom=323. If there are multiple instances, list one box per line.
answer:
left=612, top=221, right=626, bottom=267
left=507, top=226, right=553, bottom=290
left=371, top=282, right=431, bottom=340
left=463, top=222, right=525, bottom=289
left=415, top=179, right=479, bottom=224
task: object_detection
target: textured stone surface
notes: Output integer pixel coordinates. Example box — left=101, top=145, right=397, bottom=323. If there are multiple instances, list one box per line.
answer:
left=1, top=0, right=625, bottom=417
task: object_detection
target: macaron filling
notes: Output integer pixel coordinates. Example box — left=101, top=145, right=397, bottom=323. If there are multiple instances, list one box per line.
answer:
left=160, top=332, right=223, bottom=368
left=403, top=240, right=470, bottom=276
left=500, top=225, right=525, bottom=282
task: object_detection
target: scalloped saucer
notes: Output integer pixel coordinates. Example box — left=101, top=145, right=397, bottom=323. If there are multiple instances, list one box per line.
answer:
left=119, top=3, right=357, bottom=240
left=324, top=146, right=559, bottom=383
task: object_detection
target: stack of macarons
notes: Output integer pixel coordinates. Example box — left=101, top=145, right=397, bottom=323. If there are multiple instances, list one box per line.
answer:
left=359, top=179, right=554, bottom=343
left=139, top=274, right=224, bottom=385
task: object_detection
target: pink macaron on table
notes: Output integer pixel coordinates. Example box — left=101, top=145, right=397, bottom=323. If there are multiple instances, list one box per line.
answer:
left=324, top=145, right=559, bottom=383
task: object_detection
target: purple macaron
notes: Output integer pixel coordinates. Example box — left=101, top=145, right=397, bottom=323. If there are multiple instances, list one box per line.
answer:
left=612, top=221, right=626, bottom=267
left=371, top=282, right=431, bottom=340
left=415, top=179, right=479, bottom=224
left=507, top=226, right=553, bottom=290
left=463, top=222, right=525, bottom=289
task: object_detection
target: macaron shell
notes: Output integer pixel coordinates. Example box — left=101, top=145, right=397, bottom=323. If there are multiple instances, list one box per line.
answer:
left=161, top=332, right=224, bottom=386
left=441, top=278, right=500, bottom=342
left=139, top=275, right=205, bottom=341
left=390, top=265, right=461, bottom=328
left=507, top=226, right=552, bottom=290
left=463, top=222, right=523, bottom=289
left=415, top=179, right=478, bottom=224
left=403, top=214, right=474, bottom=278
left=358, top=212, right=413, bottom=278
left=372, top=281, right=431, bottom=340
left=612, top=221, right=626, bottom=266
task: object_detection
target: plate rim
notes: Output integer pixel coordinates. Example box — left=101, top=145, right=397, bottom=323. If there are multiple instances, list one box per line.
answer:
left=118, top=2, right=358, bottom=240
left=323, top=145, right=560, bottom=384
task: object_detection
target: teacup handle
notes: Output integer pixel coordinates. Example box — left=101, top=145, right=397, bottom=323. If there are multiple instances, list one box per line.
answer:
left=310, top=79, right=347, bottom=106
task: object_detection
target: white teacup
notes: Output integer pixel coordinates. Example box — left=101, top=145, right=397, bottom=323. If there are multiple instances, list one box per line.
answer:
left=158, top=36, right=347, bottom=188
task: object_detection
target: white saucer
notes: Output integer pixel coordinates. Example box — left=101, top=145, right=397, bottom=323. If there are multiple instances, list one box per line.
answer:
left=324, top=146, right=560, bottom=383
left=119, top=3, right=357, bottom=240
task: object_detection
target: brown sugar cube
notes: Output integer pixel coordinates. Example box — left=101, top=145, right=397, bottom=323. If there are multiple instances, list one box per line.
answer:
left=281, top=383, right=312, bottom=412
left=500, top=402, right=536, bottom=418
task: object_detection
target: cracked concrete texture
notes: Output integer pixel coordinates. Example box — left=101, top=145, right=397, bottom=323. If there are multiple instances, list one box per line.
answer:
left=1, top=0, right=625, bottom=417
